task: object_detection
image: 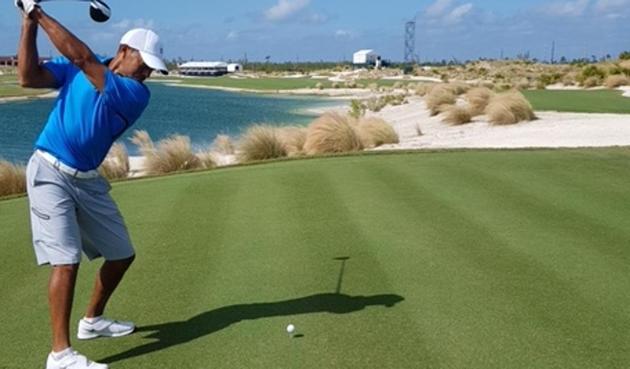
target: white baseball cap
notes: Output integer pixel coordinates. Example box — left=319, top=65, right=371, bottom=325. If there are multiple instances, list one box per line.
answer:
left=120, top=28, right=168, bottom=75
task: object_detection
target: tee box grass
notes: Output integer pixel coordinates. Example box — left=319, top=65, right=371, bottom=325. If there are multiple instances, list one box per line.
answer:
left=2, top=149, right=630, bottom=368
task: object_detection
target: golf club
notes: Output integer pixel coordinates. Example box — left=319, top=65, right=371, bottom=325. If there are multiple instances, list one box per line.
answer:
left=35, top=0, right=111, bottom=23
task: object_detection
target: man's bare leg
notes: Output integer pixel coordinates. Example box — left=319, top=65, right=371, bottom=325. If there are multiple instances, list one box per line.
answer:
left=49, top=264, right=79, bottom=352
left=85, top=255, right=135, bottom=318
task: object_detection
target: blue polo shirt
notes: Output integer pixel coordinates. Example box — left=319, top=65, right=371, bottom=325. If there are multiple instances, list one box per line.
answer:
left=35, top=56, right=150, bottom=171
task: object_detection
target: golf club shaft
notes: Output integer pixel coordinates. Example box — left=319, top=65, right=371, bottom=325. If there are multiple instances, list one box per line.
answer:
left=37, top=0, right=94, bottom=3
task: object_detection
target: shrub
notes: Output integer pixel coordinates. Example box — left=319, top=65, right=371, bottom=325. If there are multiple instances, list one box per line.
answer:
left=303, top=113, right=363, bottom=155
left=0, top=160, right=26, bottom=197
left=480, top=81, right=495, bottom=90
left=605, top=75, right=630, bottom=88
left=425, top=85, right=457, bottom=116
left=582, top=76, right=602, bottom=88
left=211, top=134, right=235, bottom=155
left=562, top=72, right=577, bottom=86
left=446, top=82, right=470, bottom=95
left=277, top=126, right=308, bottom=156
left=414, top=83, right=432, bottom=96
left=315, top=82, right=324, bottom=90
left=349, top=99, right=366, bottom=118
left=442, top=105, right=473, bottom=125
left=465, top=87, right=494, bottom=116
left=238, top=125, right=287, bottom=162
left=516, top=78, right=531, bottom=90
left=130, top=130, right=202, bottom=175
left=620, top=51, right=630, bottom=60
left=485, top=91, right=536, bottom=125
left=578, top=65, right=606, bottom=85
left=98, top=143, right=129, bottom=180
left=345, top=80, right=358, bottom=89
left=355, top=117, right=399, bottom=148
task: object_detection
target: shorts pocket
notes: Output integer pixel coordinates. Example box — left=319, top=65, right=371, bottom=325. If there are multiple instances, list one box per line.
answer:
left=31, top=207, right=51, bottom=220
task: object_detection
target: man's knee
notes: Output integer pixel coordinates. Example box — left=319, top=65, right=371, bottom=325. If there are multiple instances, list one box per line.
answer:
left=52, top=264, right=79, bottom=274
left=107, top=254, right=135, bottom=269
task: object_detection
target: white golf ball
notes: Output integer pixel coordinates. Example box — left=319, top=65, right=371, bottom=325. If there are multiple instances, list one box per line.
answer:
left=286, top=324, right=295, bottom=334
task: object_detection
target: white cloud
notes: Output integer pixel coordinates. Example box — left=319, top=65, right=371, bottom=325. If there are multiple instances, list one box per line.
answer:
left=334, top=29, right=355, bottom=39
left=594, top=0, right=630, bottom=13
left=264, top=0, right=310, bottom=22
left=444, top=3, right=473, bottom=24
left=543, top=0, right=590, bottom=17
left=426, top=0, right=454, bottom=17
left=111, top=18, right=156, bottom=31
left=307, top=12, right=329, bottom=24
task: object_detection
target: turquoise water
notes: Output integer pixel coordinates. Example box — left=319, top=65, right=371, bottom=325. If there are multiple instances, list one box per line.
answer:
left=0, top=83, right=340, bottom=164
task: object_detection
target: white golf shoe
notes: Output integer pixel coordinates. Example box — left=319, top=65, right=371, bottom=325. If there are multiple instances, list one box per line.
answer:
left=46, top=349, right=108, bottom=369
left=77, top=317, right=135, bottom=340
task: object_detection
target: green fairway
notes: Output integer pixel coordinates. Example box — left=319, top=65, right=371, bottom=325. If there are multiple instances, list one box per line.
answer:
left=165, top=76, right=332, bottom=90
left=523, top=89, right=630, bottom=114
left=2, top=149, right=630, bottom=368
left=155, top=76, right=400, bottom=91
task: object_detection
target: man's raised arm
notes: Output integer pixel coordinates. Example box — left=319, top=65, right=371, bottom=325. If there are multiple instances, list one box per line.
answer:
left=17, top=14, right=56, bottom=89
left=30, top=7, right=107, bottom=91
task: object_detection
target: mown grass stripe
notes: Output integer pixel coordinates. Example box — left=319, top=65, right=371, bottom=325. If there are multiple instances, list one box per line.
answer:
left=369, top=160, right=630, bottom=369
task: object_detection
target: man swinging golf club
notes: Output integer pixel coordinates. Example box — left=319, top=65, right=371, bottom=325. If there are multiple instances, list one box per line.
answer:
left=15, top=1, right=168, bottom=368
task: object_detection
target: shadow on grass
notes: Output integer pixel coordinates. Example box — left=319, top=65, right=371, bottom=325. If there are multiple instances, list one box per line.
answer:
left=101, top=292, right=404, bottom=364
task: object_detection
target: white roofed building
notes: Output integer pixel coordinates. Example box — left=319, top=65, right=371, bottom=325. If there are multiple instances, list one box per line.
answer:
left=227, top=63, right=243, bottom=73
left=178, top=61, right=229, bottom=76
left=354, top=50, right=380, bottom=65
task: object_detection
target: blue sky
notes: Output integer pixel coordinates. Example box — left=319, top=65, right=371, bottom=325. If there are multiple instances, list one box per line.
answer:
left=1, top=0, right=629, bottom=62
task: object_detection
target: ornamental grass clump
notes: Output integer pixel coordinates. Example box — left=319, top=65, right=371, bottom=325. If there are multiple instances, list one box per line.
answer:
left=131, top=130, right=202, bottom=175
left=355, top=117, right=399, bottom=148
left=0, top=160, right=26, bottom=197
left=446, top=81, right=471, bottom=95
left=303, top=112, right=363, bottom=155
left=442, top=105, right=473, bottom=125
left=605, top=75, right=630, bottom=88
left=414, top=83, right=432, bottom=96
left=485, top=91, right=536, bottom=125
left=211, top=134, right=235, bottom=155
left=425, top=84, right=457, bottom=116
left=277, top=126, right=308, bottom=156
left=98, top=143, right=129, bottom=180
left=465, top=87, right=495, bottom=116
left=238, top=125, right=287, bottom=162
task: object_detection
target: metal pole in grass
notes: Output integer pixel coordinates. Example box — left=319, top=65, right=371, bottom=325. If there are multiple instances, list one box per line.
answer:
left=334, top=256, right=350, bottom=294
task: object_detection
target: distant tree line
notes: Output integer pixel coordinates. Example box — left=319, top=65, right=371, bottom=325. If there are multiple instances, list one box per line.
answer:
left=162, top=51, right=630, bottom=73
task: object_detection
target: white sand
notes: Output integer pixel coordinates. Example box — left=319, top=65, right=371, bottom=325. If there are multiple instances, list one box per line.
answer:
left=372, top=96, right=630, bottom=151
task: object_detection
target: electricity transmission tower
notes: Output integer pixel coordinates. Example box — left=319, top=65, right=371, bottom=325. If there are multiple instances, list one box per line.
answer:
left=404, top=21, right=416, bottom=64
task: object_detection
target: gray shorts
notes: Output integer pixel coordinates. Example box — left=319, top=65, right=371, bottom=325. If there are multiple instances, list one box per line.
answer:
left=26, top=153, right=135, bottom=266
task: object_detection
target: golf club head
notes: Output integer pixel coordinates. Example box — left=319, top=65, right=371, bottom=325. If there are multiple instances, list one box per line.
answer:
left=89, top=0, right=110, bottom=23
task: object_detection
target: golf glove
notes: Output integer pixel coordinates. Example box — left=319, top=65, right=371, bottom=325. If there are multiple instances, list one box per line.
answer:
left=14, top=0, right=39, bottom=16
